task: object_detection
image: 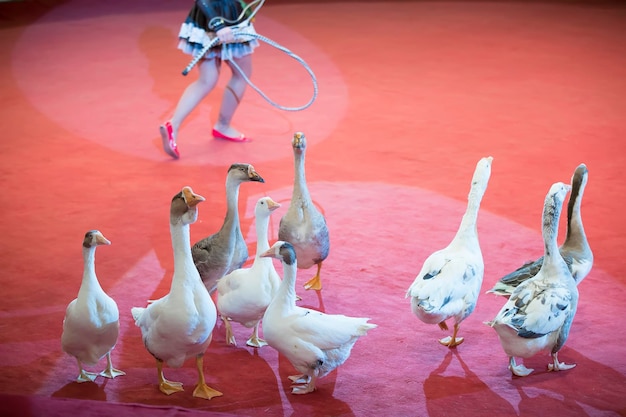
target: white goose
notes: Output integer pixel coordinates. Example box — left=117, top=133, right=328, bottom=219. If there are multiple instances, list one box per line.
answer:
left=279, top=132, right=330, bottom=291
left=192, top=163, right=265, bottom=294
left=406, top=156, right=493, bottom=347
left=261, top=241, right=376, bottom=394
left=487, top=164, right=592, bottom=297
left=132, top=187, right=222, bottom=399
left=487, top=182, right=577, bottom=377
left=216, top=196, right=282, bottom=348
left=61, top=230, right=125, bottom=383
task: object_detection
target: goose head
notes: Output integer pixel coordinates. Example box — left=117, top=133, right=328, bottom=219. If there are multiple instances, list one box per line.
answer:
left=83, top=230, right=111, bottom=248
left=570, top=163, right=588, bottom=200
left=472, top=156, right=493, bottom=186
left=291, top=132, right=307, bottom=155
left=170, top=186, right=206, bottom=225
left=261, top=240, right=297, bottom=266
left=256, top=196, right=281, bottom=216
left=545, top=182, right=572, bottom=221
left=228, top=163, right=265, bottom=184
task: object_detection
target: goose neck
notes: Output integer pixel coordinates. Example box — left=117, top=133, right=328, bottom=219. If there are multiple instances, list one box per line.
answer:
left=293, top=153, right=309, bottom=197
left=80, top=246, right=102, bottom=292
left=542, top=196, right=563, bottom=260
left=170, top=221, right=196, bottom=285
left=276, top=261, right=298, bottom=306
left=455, top=188, right=484, bottom=240
left=565, top=189, right=586, bottom=243
left=255, top=215, right=271, bottom=255
left=223, top=178, right=241, bottom=229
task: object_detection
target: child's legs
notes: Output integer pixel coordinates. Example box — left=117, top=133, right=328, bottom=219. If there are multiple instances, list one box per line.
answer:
left=170, top=58, right=221, bottom=134
left=215, top=53, right=252, bottom=132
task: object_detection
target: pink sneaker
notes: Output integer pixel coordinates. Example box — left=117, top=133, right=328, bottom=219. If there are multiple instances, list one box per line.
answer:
left=160, top=122, right=180, bottom=159
left=212, top=128, right=251, bottom=143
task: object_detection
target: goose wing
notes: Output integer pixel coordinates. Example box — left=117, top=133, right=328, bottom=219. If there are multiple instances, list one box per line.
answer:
left=500, top=280, right=573, bottom=338
left=287, top=307, right=373, bottom=350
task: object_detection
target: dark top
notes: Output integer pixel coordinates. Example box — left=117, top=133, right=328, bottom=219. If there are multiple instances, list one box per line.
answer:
left=188, top=0, right=246, bottom=32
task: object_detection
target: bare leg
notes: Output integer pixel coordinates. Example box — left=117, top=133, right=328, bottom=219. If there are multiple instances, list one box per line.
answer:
left=213, top=54, right=252, bottom=138
left=169, top=58, right=221, bottom=139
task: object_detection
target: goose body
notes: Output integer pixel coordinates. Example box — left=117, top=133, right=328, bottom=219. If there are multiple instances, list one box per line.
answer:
left=406, top=156, right=493, bottom=347
left=192, top=163, right=265, bottom=294
left=132, top=187, right=222, bottom=399
left=61, top=230, right=125, bottom=382
left=487, top=164, right=592, bottom=297
left=217, top=196, right=282, bottom=347
left=261, top=241, right=376, bottom=394
left=278, top=132, right=330, bottom=291
left=486, top=182, right=578, bottom=377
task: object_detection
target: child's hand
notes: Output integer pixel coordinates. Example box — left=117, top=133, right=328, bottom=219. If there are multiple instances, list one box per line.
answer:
left=217, top=27, right=235, bottom=44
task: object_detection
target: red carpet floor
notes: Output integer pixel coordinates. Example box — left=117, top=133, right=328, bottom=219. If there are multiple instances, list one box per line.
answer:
left=1, top=1, right=625, bottom=416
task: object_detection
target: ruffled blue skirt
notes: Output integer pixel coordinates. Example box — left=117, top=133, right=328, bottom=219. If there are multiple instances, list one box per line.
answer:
left=177, top=20, right=259, bottom=61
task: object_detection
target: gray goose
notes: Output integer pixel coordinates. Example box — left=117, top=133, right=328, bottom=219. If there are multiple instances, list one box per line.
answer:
left=192, top=163, right=265, bottom=294
left=278, top=132, right=330, bottom=291
left=487, top=164, right=592, bottom=297
left=486, top=182, right=578, bottom=377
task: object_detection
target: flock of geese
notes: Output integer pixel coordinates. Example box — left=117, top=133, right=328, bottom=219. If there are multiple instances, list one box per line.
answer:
left=60, top=132, right=592, bottom=399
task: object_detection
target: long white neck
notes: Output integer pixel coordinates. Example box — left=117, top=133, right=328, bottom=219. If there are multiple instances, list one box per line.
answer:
left=453, top=183, right=485, bottom=244
left=170, top=220, right=198, bottom=288
left=78, top=246, right=103, bottom=296
left=255, top=213, right=271, bottom=256
left=273, top=259, right=298, bottom=313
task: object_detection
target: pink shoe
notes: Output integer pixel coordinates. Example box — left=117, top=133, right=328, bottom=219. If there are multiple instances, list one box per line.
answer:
left=160, top=122, right=180, bottom=159
left=212, top=128, right=251, bottom=143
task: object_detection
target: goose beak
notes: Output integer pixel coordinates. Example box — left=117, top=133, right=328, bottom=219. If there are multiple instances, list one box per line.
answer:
left=267, top=198, right=281, bottom=211
left=260, top=248, right=273, bottom=258
left=96, top=233, right=111, bottom=246
left=292, top=131, right=306, bottom=150
left=248, top=165, right=265, bottom=183
left=182, top=186, right=206, bottom=207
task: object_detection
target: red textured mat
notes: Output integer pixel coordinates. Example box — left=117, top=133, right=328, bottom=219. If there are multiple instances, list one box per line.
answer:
left=1, top=1, right=625, bottom=416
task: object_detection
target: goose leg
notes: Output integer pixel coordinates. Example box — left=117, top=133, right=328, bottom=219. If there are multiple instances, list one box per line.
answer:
left=75, top=358, right=97, bottom=383
left=547, top=352, right=576, bottom=372
left=508, top=357, right=533, bottom=377
left=157, top=359, right=183, bottom=395
left=288, top=374, right=309, bottom=384
left=291, top=374, right=316, bottom=394
left=192, top=355, right=223, bottom=400
left=439, top=323, right=464, bottom=348
left=303, top=263, right=323, bottom=291
left=99, top=352, right=126, bottom=379
left=222, top=316, right=237, bottom=346
left=246, top=322, right=268, bottom=348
